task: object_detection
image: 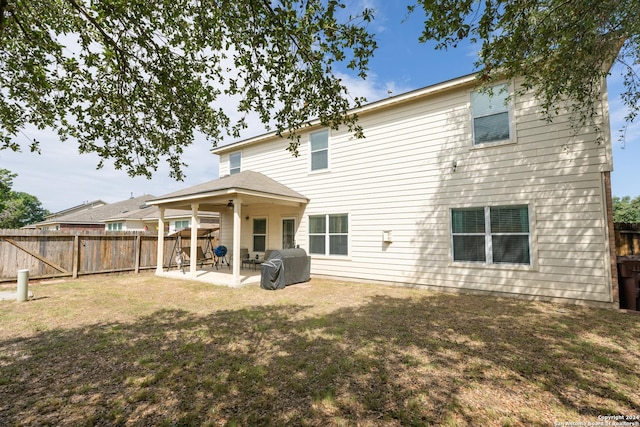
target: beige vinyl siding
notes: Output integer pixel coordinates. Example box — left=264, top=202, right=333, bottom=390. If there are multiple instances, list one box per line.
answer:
left=218, top=79, right=613, bottom=303
left=217, top=205, right=303, bottom=259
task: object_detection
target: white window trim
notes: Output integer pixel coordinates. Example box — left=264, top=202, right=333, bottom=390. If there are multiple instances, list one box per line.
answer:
left=308, top=213, right=349, bottom=257
left=253, top=217, right=267, bottom=253
left=174, top=220, right=190, bottom=230
left=281, top=216, right=297, bottom=249
left=309, top=129, right=330, bottom=173
left=449, top=203, right=536, bottom=270
left=107, top=222, right=123, bottom=232
left=229, top=152, right=242, bottom=175
left=469, top=82, right=516, bottom=148
left=451, top=209, right=486, bottom=264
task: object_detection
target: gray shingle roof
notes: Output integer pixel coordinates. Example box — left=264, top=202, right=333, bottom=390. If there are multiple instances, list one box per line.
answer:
left=34, top=195, right=156, bottom=225
left=45, top=200, right=107, bottom=220
left=148, top=171, right=307, bottom=203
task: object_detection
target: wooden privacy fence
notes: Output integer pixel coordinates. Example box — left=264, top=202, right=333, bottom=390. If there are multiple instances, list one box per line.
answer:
left=615, top=223, right=640, bottom=257
left=0, top=229, right=215, bottom=282
left=2, top=225, right=638, bottom=281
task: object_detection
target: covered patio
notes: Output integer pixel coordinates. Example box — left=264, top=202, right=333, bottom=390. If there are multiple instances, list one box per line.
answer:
left=147, top=171, right=309, bottom=287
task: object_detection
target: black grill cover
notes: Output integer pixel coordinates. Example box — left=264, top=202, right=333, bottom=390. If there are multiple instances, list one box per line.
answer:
left=260, top=248, right=310, bottom=290
left=260, top=259, right=285, bottom=290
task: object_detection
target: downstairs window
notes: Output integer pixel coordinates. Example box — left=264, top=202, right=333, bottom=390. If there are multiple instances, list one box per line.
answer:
left=451, top=205, right=530, bottom=265
left=309, top=214, right=348, bottom=256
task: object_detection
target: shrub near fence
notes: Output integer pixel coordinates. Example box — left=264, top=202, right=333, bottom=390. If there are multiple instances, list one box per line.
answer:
left=0, top=229, right=214, bottom=282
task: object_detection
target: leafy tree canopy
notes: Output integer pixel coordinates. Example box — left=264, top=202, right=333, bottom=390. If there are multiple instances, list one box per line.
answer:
left=613, top=196, right=640, bottom=223
left=0, top=169, right=50, bottom=228
left=0, top=0, right=376, bottom=180
left=0, top=168, right=14, bottom=206
left=409, top=0, right=640, bottom=139
left=2, top=1, right=639, bottom=182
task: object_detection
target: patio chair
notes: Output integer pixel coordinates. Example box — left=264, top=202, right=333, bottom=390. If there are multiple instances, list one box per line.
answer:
left=181, top=246, right=213, bottom=269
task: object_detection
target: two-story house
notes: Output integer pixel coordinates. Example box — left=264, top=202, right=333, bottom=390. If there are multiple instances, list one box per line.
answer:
left=148, top=73, right=617, bottom=307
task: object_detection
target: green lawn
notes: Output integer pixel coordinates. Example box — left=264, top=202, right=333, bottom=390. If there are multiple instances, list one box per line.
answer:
left=0, top=274, right=638, bottom=426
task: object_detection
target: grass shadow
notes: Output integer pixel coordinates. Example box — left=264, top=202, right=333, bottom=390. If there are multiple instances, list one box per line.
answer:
left=1, top=291, right=639, bottom=426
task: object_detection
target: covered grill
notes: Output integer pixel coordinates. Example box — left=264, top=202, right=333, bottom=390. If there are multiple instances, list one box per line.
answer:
left=260, top=248, right=311, bottom=290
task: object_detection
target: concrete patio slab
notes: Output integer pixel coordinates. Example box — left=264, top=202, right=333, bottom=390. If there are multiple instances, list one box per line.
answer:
left=157, top=266, right=261, bottom=288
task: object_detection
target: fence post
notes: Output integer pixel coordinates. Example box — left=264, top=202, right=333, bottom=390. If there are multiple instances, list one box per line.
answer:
left=72, top=234, right=80, bottom=279
left=17, top=269, right=29, bottom=302
left=134, top=234, right=142, bottom=274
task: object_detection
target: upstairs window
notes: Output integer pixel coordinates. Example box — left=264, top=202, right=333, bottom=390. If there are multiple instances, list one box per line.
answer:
left=310, top=130, right=329, bottom=171
left=471, top=84, right=511, bottom=145
left=229, top=152, right=241, bottom=175
left=451, top=205, right=530, bottom=265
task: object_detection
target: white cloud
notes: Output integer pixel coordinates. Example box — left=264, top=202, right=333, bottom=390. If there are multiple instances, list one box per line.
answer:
left=2, top=124, right=220, bottom=212
left=336, top=70, right=413, bottom=104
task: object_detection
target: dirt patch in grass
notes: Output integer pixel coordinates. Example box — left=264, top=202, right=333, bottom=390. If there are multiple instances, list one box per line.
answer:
left=1, top=274, right=639, bottom=426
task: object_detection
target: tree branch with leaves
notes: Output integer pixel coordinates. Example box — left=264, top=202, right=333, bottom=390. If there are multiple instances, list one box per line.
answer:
left=409, top=0, right=639, bottom=142
left=0, top=169, right=49, bottom=228
left=0, top=0, right=376, bottom=180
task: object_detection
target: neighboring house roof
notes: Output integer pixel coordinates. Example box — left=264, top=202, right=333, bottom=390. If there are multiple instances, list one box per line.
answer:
left=103, top=205, right=219, bottom=223
left=212, top=72, right=477, bottom=155
left=147, top=171, right=308, bottom=209
left=44, top=200, right=108, bottom=220
left=32, top=195, right=157, bottom=227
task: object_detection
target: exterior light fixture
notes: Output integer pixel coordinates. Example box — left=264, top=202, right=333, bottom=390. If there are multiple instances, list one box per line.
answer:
left=226, top=200, right=234, bottom=209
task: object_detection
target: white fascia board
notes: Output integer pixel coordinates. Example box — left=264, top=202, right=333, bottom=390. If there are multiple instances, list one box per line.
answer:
left=146, top=190, right=232, bottom=206
left=235, top=189, right=308, bottom=205
left=148, top=188, right=307, bottom=207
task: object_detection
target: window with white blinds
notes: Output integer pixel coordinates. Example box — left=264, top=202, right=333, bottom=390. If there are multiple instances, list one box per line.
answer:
left=253, top=218, right=267, bottom=252
left=309, top=214, right=348, bottom=256
left=229, top=152, right=241, bottom=175
left=451, top=208, right=486, bottom=262
left=451, top=205, right=530, bottom=265
left=471, top=84, right=511, bottom=145
left=310, top=130, right=329, bottom=171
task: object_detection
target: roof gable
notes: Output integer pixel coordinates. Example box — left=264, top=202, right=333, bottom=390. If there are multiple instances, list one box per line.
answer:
left=148, top=171, right=307, bottom=205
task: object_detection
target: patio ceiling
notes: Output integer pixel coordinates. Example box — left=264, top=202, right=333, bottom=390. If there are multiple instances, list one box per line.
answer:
left=146, top=171, right=309, bottom=211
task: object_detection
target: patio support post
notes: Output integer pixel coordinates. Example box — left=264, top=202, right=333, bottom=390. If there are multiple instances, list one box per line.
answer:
left=156, top=207, right=165, bottom=274
left=232, top=198, right=242, bottom=287
left=190, top=203, right=199, bottom=276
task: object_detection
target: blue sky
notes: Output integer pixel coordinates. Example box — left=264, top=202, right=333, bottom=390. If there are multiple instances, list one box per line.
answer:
left=2, top=0, right=638, bottom=212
